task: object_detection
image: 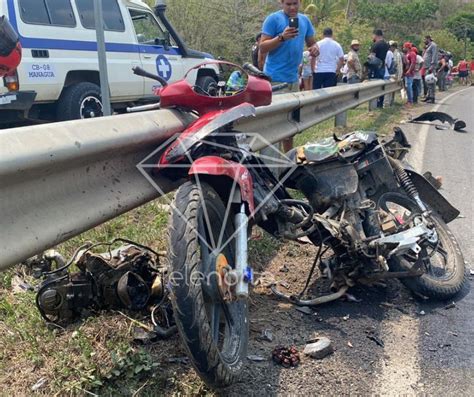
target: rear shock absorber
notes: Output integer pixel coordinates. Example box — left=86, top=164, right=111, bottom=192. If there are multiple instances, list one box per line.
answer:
left=388, top=157, right=428, bottom=212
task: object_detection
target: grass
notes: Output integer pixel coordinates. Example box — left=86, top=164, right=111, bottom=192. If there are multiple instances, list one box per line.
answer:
left=0, top=98, right=405, bottom=396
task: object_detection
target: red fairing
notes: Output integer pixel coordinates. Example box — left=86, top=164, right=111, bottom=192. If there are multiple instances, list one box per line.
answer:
left=0, top=16, right=21, bottom=77
left=158, top=108, right=227, bottom=166
left=189, top=156, right=255, bottom=215
left=159, top=74, right=272, bottom=115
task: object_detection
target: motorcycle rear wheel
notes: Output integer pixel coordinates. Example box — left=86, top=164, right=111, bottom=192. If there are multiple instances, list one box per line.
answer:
left=380, top=193, right=467, bottom=300
left=168, top=181, right=248, bottom=388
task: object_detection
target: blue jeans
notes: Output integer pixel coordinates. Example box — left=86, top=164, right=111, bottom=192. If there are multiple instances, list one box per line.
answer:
left=405, top=76, right=414, bottom=103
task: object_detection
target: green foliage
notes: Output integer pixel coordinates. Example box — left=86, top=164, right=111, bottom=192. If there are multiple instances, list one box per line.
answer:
left=424, top=29, right=473, bottom=61
left=164, top=0, right=276, bottom=64
left=302, top=0, right=347, bottom=24
left=356, top=0, right=439, bottom=39
left=444, top=10, right=474, bottom=43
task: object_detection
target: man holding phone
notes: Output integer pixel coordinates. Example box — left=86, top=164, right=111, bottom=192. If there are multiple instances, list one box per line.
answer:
left=259, top=0, right=319, bottom=151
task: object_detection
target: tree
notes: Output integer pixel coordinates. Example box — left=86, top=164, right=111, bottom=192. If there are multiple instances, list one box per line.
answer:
left=444, top=11, right=474, bottom=43
left=301, top=0, right=346, bottom=25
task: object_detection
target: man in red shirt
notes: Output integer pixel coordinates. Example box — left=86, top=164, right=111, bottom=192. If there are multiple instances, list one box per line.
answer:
left=402, top=42, right=416, bottom=106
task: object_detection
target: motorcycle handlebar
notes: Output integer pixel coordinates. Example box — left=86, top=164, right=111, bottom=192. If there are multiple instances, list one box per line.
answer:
left=271, top=83, right=289, bottom=92
left=242, top=63, right=272, bottom=81
left=132, top=66, right=168, bottom=87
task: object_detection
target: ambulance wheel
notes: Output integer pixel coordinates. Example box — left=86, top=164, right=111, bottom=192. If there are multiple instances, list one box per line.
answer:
left=57, top=82, right=104, bottom=121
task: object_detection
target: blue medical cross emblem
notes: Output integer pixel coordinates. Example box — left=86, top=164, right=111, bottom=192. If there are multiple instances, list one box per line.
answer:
left=156, top=55, right=172, bottom=81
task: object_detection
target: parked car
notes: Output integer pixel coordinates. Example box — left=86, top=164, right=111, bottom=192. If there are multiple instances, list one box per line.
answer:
left=0, top=0, right=217, bottom=125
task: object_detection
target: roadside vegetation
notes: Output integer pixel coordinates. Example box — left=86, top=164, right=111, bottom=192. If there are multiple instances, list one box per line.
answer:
left=0, top=96, right=405, bottom=395
left=149, top=0, right=473, bottom=65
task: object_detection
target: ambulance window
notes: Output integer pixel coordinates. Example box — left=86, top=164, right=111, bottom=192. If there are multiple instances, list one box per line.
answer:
left=19, top=0, right=76, bottom=27
left=46, top=0, right=76, bottom=27
left=75, top=0, right=125, bottom=32
left=129, top=9, right=165, bottom=45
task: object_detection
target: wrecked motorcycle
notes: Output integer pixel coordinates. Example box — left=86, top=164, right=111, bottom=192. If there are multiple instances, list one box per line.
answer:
left=133, top=61, right=467, bottom=388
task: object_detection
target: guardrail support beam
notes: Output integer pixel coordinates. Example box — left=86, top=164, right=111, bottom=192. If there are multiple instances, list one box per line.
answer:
left=369, top=98, right=378, bottom=111
left=335, top=111, right=347, bottom=127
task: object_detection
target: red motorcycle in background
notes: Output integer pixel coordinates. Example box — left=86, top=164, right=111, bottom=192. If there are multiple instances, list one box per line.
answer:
left=133, top=61, right=466, bottom=388
left=0, top=15, right=22, bottom=78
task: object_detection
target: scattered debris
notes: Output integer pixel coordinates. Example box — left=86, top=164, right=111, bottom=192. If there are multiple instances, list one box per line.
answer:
left=272, top=346, right=300, bottom=367
left=11, top=275, right=33, bottom=294
left=279, top=264, right=289, bottom=273
left=342, top=314, right=350, bottom=321
left=419, top=310, right=426, bottom=316
left=365, top=329, right=384, bottom=347
left=166, top=357, right=189, bottom=365
left=347, top=341, right=354, bottom=348
left=303, top=337, right=334, bottom=359
left=344, top=293, right=362, bottom=303
left=257, top=329, right=274, bottom=343
left=444, top=302, right=456, bottom=310
left=31, top=377, right=47, bottom=392
left=408, top=111, right=467, bottom=132
left=295, top=306, right=313, bottom=315
left=279, top=281, right=290, bottom=290
left=366, top=334, right=384, bottom=347
left=437, top=343, right=452, bottom=349
left=247, top=354, right=266, bottom=362
left=132, top=327, right=157, bottom=344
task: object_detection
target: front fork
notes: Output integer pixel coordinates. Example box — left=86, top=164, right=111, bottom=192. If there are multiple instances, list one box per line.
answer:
left=234, top=203, right=252, bottom=299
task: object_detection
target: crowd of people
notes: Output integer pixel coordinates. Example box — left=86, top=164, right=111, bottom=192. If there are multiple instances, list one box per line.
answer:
left=253, top=0, right=473, bottom=113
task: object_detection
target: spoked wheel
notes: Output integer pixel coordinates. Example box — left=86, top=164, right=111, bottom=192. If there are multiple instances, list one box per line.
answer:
left=379, top=192, right=467, bottom=300
left=168, top=181, right=248, bottom=388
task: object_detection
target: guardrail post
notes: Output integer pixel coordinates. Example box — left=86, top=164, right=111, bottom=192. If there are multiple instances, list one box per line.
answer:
left=368, top=98, right=378, bottom=111
left=335, top=111, right=347, bottom=127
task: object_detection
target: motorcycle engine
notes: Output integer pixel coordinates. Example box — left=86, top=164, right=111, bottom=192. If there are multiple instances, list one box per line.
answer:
left=36, top=244, right=163, bottom=323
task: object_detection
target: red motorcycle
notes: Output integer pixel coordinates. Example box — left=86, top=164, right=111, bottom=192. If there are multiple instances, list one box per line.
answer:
left=133, top=61, right=466, bottom=388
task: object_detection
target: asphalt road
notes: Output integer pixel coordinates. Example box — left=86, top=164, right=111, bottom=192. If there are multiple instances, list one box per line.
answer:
left=400, top=86, right=474, bottom=395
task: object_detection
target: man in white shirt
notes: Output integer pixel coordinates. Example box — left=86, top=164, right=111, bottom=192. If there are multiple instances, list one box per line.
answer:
left=313, top=27, right=344, bottom=89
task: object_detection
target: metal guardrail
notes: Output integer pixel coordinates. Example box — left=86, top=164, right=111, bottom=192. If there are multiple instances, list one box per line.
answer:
left=0, top=79, right=399, bottom=270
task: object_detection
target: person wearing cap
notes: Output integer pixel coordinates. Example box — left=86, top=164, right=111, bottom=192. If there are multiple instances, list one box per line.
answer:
left=402, top=42, right=416, bottom=106
left=422, top=35, right=438, bottom=103
left=313, top=27, right=344, bottom=89
left=371, top=29, right=390, bottom=107
left=347, top=39, right=362, bottom=84
left=389, top=41, right=403, bottom=82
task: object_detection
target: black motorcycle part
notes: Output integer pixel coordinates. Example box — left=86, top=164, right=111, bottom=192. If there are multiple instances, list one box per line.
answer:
left=405, top=169, right=459, bottom=223
left=287, top=161, right=359, bottom=212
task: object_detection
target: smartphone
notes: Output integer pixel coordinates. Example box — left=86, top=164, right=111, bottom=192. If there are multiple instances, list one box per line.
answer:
left=289, top=17, right=299, bottom=29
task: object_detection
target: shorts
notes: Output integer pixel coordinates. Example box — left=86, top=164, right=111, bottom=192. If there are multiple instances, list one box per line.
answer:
left=459, top=70, right=468, bottom=78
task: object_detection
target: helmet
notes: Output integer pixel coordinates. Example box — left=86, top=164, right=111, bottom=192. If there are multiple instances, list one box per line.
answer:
left=0, top=16, right=22, bottom=77
left=425, top=73, right=437, bottom=84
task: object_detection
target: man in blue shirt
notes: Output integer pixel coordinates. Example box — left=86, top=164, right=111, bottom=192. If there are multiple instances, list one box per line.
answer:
left=260, top=0, right=319, bottom=152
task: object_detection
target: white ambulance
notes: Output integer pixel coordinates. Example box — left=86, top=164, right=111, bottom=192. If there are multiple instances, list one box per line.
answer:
left=0, top=0, right=217, bottom=124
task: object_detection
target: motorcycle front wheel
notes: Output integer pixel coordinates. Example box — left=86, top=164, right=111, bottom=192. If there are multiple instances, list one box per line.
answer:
left=379, top=193, right=467, bottom=300
left=167, top=181, right=248, bottom=388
